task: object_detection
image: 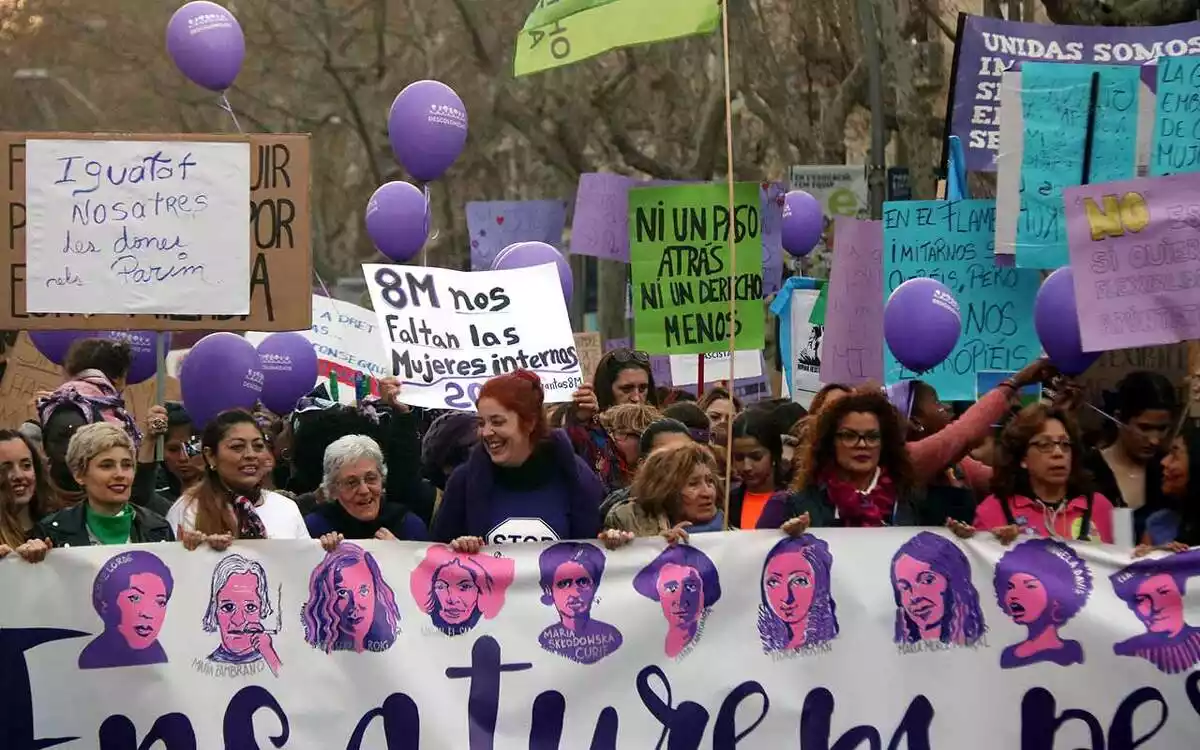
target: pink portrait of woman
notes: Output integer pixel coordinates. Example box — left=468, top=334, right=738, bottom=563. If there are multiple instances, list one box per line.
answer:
left=78, top=550, right=174, bottom=670
left=758, top=535, right=838, bottom=653
left=633, top=544, right=722, bottom=658
left=203, top=554, right=282, bottom=676
left=302, top=543, right=400, bottom=654
left=1110, top=549, right=1200, bottom=674
left=410, top=545, right=515, bottom=637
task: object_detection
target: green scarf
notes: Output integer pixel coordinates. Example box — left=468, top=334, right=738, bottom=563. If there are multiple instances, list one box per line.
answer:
left=86, top=503, right=134, bottom=545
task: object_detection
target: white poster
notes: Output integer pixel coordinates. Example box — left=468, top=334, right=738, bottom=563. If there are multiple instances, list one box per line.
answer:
left=668, top=349, right=762, bottom=386
left=788, top=287, right=823, bottom=407
left=362, top=262, right=583, bottom=410
left=245, top=295, right=389, bottom=405
left=23, top=139, right=251, bottom=314
left=2, top=533, right=1198, bottom=747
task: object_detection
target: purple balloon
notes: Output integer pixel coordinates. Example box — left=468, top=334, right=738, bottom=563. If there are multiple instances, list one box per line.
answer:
left=365, top=181, right=429, bottom=262
left=491, top=241, right=573, bottom=304
left=255, top=332, right=319, bottom=415
left=166, top=2, right=245, bottom=92
left=1035, top=267, right=1101, bottom=377
left=29, top=330, right=84, bottom=365
left=884, top=278, right=962, bottom=373
left=102, top=331, right=170, bottom=385
left=781, top=190, right=824, bottom=258
left=180, top=333, right=262, bottom=427
left=387, top=80, right=468, bottom=182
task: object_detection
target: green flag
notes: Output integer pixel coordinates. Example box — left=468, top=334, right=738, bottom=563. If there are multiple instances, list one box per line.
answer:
left=514, top=0, right=721, bottom=77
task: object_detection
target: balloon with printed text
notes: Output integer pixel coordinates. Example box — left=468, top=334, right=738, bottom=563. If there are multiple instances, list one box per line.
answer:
left=29, top=330, right=83, bottom=366
left=1034, top=267, right=1101, bottom=377
left=388, top=80, right=468, bottom=182
left=366, top=181, right=429, bottom=262
left=781, top=190, right=824, bottom=258
left=884, top=278, right=961, bottom=374
left=180, top=333, right=263, bottom=428
left=29, top=330, right=167, bottom=385
left=165, top=1, right=246, bottom=92
left=255, top=333, right=319, bottom=415
left=492, top=241, right=573, bottom=305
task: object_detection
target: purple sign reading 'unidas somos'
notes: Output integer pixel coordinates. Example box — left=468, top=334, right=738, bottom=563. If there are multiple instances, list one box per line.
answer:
left=952, top=15, right=1200, bottom=172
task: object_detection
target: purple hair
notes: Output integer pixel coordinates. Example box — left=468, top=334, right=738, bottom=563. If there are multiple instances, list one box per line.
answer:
left=633, top=545, right=722, bottom=606
left=757, top=535, right=839, bottom=652
left=890, top=532, right=987, bottom=645
left=92, top=550, right=174, bottom=628
left=993, top=539, right=1093, bottom=626
left=538, top=542, right=606, bottom=606
left=301, top=543, right=400, bottom=653
left=1110, top=548, right=1200, bottom=612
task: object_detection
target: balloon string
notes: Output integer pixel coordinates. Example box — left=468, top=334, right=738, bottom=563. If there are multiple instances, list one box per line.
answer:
left=218, top=92, right=244, bottom=134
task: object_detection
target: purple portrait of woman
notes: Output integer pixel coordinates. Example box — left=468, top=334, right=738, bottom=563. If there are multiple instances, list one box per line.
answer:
left=758, top=535, right=839, bottom=653
left=1110, top=549, right=1200, bottom=674
left=537, top=542, right=623, bottom=664
left=203, top=554, right=282, bottom=676
left=994, top=538, right=1092, bottom=669
left=78, top=550, right=174, bottom=670
left=302, top=543, right=401, bottom=654
left=633, top=545, right=722, bottom=659
left=890, top=532, right=986, bottom=647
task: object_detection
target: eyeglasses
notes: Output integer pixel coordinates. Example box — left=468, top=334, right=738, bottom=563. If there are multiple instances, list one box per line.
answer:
left=1028, top=439, right=1073, bottom=454
left=835, top=430, right=882, bottom=447
left=339, top=473, right=383, bottom=491
left=610, top=348, right=650, bottom=365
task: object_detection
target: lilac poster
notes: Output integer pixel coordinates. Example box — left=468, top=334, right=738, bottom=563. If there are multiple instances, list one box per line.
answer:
left=1064, top=173, right=1200, bottom=351
left=466, top=200, right=567, bottom=271
left=820, top=217, right=884, bottom=385
left=951, top=15, right=1200, bottom=172
left=571, top=174, right=786, bottom=295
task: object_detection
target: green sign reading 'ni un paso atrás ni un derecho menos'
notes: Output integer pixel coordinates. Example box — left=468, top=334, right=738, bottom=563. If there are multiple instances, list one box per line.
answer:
left=629, top=182, right=765, bottom=356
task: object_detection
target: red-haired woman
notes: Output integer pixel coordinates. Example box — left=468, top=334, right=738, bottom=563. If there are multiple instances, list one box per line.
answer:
left=430, top=370, right=604, bottom=553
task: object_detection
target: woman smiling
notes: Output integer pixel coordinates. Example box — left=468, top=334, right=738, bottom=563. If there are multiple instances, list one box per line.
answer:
left=0, top=429, right=57, bottom=550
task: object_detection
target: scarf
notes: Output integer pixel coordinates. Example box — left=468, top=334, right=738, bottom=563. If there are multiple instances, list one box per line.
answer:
left=231, top=494, right=268, bottom=540
left=86, top=503, right=134, bottom=545
left=820, top=467, right=897, bottom=527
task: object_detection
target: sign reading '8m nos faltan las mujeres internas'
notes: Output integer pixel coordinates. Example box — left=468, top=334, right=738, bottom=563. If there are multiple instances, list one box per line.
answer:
left=629, top=182, right=764, bottom=355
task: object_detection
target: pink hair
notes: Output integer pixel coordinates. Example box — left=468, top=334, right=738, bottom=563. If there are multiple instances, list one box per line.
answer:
left=408, top=545, right=515, bottom=621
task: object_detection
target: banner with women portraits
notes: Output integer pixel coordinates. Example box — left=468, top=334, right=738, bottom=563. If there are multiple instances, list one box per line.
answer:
left=1, top=530, right=1197, bottom=748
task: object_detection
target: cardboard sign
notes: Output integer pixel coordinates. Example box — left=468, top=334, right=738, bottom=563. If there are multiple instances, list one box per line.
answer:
left=0, top=132, right=313, bottom=331
left=573, top=331, right=602, bottom=384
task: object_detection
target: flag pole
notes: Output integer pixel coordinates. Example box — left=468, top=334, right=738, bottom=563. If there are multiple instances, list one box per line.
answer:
left=719, top=0, right=737, bottom=530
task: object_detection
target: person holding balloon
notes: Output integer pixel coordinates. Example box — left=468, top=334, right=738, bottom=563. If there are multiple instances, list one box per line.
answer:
left=168, top=410, right=309, bottom=549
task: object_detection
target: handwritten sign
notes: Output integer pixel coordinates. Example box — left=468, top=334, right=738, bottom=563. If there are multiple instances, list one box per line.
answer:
left=23, top=139, right=250, bottom=315
left=629, top=182, right=764, bottom=355
left=1152, top=55, right=1200, bottom=176
left=820, top=217, right=884, bottom=385
left=573, top=331, right=602, bottom=384
left=1064, top=173, right=1200, bottom=351
left=0, top=132, right=311, bottom=331
left=245, top=295, right=389, bottom=405
left=362, top=263, right=583, bottom=410
left=995, top=64, right=1140, bottom=269
left=883, top=199, right=1042, bottom=401
left=466, top=200, right=567, bottom=271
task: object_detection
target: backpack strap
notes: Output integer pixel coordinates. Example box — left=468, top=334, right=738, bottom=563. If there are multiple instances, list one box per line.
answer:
left=1077, top=494, right=1095, bottom=542
left=999, top=495, right=1018, bottom=526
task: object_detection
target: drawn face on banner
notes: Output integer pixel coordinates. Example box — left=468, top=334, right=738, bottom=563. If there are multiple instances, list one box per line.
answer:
left=993, top=539, right=1092, bottom=669
left=1003, top=573, right=1049, bottom=625
left=894, top=555, right=948, bottom=631
left=551, top=561, right=596, bottom=619
left=1109, top=551, right=1200, bottom=674
left=657, top=563, right=704, bottom=629
left=763, top=551, right=815, bottom=626
left=1132, top=574, right=1185, bottom=635
left=433, top=562, right=481, bottom=625
left=890, top=532, right=986, bottom=648
left=758, top=535, right=839, bottom=653
left=116, top=573, right=170, bottom=650
left=79, top=550, right=175, bottom=670
left=335, top=561, right=377, bottom=641
left=410, top=546, right=515, bottom=637
left=216, top=572, right=266, bottom=656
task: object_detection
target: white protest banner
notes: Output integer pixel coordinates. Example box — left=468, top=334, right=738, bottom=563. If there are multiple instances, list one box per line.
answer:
left=246, top=295, right=389, bottom=405
left=363, top=262, right=583, bottom=410
left=2, top=532, right=1198, bottom=747
left=668, top=349, right=762, bottom=386
left=23, top=139, right=251, bottom=314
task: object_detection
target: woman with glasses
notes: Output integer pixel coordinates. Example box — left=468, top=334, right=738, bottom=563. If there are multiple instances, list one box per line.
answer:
left=1082, top=372, right=1178, bottom=539
left=756, top=391, right=962, bottom=532
left=957, top=404, right=1114, bottom=543
left=307, top=434, right=428, bottom=548
left=565, top=348, right=660, bottom=493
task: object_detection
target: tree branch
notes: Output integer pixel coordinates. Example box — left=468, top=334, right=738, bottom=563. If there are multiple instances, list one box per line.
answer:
left=913, top=0, right=956, bottom=41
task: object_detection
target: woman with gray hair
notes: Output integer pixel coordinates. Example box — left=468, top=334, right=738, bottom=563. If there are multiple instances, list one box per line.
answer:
left=12, top=423, right=173, bottom=562
left=305, top=434, right=428, bottom=548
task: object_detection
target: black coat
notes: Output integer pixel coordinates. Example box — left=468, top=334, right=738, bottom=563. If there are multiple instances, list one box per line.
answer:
left=31, top=502, right=175, bottom=548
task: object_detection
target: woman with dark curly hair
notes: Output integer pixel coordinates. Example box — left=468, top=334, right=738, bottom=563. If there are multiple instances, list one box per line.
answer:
left=757, top=391, right=969, bottom=532
left=957, top=404, right=1113, bottom=543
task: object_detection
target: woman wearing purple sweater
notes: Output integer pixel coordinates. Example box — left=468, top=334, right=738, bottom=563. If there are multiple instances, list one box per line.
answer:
left=431, top=371, right=603, bottom=552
